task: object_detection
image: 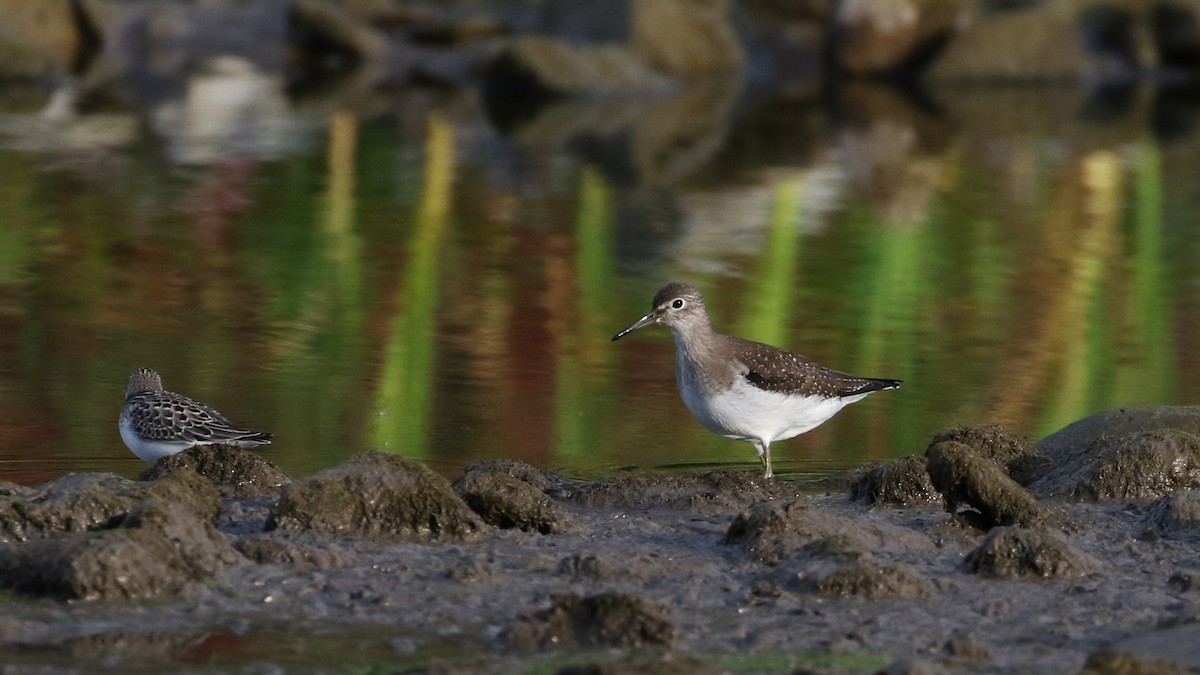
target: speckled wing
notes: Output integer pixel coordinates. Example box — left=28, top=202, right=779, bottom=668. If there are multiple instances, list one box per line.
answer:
left=729, top=337, right=900, bottom=398
left=126, top=391, right=272, bottom=445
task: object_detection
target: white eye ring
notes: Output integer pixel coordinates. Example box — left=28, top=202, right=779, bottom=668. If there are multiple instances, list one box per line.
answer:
left=671, top=298, right=685, bottom=310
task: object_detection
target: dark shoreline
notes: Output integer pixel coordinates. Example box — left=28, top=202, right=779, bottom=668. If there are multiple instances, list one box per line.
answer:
left=2, top=406, right=1200, bottom=674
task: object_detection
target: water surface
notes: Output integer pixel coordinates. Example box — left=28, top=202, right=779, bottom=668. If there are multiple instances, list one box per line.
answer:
left=1, top=82, right=1198, bottom=486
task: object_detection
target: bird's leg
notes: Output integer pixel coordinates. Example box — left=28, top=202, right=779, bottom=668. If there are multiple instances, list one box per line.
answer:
left=753, top=439, right=773, bottom=479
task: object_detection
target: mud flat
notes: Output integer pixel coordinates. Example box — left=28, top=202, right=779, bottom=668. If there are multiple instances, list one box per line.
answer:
left=3, top=407, right=1200, bottom=673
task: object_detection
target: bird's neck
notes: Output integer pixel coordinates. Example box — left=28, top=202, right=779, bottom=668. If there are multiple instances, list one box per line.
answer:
left=670, top=318, right=731, bottom=392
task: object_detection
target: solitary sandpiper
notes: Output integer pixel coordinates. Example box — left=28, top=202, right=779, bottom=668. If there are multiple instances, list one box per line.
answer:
left=120, top=368, right=273, bottom=463
left=612, top=282, right=900, bottom=478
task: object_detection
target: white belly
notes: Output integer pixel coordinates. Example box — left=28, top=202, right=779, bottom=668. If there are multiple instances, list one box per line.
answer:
left=119, top=416, right=190, bottom=464
left=679, top=373, right=866, bottom=444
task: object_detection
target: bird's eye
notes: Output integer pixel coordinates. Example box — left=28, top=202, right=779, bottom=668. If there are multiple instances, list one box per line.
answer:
left=671, top=298, right=685, bottom=309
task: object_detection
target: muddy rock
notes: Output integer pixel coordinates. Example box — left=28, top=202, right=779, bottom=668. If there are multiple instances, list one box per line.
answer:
left=457, top=459, right=565, bottom=494
left=1146, top=490, right=1200, bottom=537
left=0, top=471, right=220, bottom=543
left=0, top=498, right=241, bottom=601
left=723, top=499, right=930, bottom=564
left=1167, top=569, right=1200, bottom=592
left=832, top=0, right=970, bottom=75
left=555, top=553, right=662, bottom=585
left=724, top=500, right=837, bottom=563
left=929, top=424, right=1045, bottom=485
left=879, top=659, right=949, bottom=675
left=453, top=463, right=570, bottom=534
left=1031, top=429, right=1200, bottom=502
left=939, top=637, right=992, bottom=670
left=0, top=0, right=83, bottom=78
left=570, top=470, right=803, bottom=512
left=139, top=444, right=291, bottom=499
left=556, top=652, right=724, bottom=675
left=965, top=526, right=1096, bottom=580
left=0, top=482, right=31, bottom=499
left=630, top=0, right=746, bottom=77
left=506, top=592, right=673, bottom=650
left=557, top=554, right=616, bottom=581
left=235, top=532, right=350, bottom=571
left=1078, top=649, right=1193, bottom=675
left=489, top=37, right=674, bottom=97
left=266, top=451, right=481, bottom=540
left=928, top=1, right=1153, bottom=82
left=925, top=441, right=1051, bottom=528
left=1037, top=406, right=1200, bottom=459
left=779, top=537, right=934, bottom=599
left=850, top=455, right=941, bottom=507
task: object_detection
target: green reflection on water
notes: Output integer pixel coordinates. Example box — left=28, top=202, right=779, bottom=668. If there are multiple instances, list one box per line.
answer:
left=739, top=175, right=803, bottom=347
left=555, top=166, right=617, bottom=462
left=1, top=97, right=1199, bottom=485
left=373, top=114, right=455, bottom=459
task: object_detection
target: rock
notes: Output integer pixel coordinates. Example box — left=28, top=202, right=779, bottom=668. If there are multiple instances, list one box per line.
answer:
left=880, top=659, right=950, bottom=675
left=928, top=0, right=1152, bottom=82
left=235, top=533, right=350, bottom=571
left=570, top=470, right=804, bottom=513
left=266, top=451, right=481, bottom=540
left=1036, top=406, right=1200, bottom=459
left=453, top=462, right=570, bottom=534
left=0, top=0, right=87, bottom=78
left=629, top=0, right=745, bottom=77
left=139, top=444, right=291, bottom=499
left=1032, top=410, right=1200, bottom=502
left=0, top=499, right=241, bottom=601
left=1167, top=569, right=1200, bottom=592
left=850, top=455, right=941, bottom=507
left=556, top=652, right=724, bottom=675
left=485, top=0, right=743, bottom=99
left=724, top=500, right=837, bottom=563
left=1078, top=649, right=1193, bottom=675
left=1031, top=429, right=1200, bottom=502
left=939, top=637, right=992, bottom=669
left=0, top=472, right=220, bottom=543
left=780, top=537, right=934, bottom=599
left=965, top=526, right=1096, bottom=580
left=832, top=0, right=970, bottom=75
left=810, top=559, right=931, bottom=599
left=1156, top=1, right=1200, bottom=70
left=1108, top=623, right=1200, bottom=672
left=489, top=36, right=674, bottom=98
left=456, top=460, right=564, bottom=493
left=557, top=554, right=615, bottom=581
left=446, top=557, right=495, bottom=583
left=1146, top=490, right=1200, bottom=536
left=0, top=482, right=31, bottom=499
left=928, top=425, right=1045, bottom=485
left=925, top=441, right=1051, bottom=528
left=723, top=499, right=930, bottom=564
left=506, top=592, right=673, bottom=650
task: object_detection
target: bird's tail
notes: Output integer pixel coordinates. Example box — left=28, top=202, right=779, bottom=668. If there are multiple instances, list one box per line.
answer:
left=236, top=431, right=273, bottom=446
left=844, top=378, right=902, bottom=396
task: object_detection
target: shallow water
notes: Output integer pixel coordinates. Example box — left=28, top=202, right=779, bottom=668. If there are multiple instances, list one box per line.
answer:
left=1, top=81, right=1199, bottom=486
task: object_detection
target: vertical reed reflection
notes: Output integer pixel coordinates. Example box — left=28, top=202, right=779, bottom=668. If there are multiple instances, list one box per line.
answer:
left=373, top=115, right=454, bottom=458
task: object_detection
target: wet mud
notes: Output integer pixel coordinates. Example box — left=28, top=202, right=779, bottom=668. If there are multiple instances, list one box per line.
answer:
left=2, top=407, right=1200, bottom=673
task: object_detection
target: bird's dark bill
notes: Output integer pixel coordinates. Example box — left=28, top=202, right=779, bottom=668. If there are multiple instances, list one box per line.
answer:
left=612, top=313, right=657, bottom=341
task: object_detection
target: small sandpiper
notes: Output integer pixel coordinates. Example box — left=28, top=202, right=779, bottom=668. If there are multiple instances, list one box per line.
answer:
left=119, top=368, right=273, bottom=463
left=612, top=282, right=900, bottom=478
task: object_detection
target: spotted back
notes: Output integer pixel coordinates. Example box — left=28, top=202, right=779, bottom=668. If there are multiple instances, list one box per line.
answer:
left=729, top=336, right=901, bottom=398
left=125, top=389, right=272, bottom=446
